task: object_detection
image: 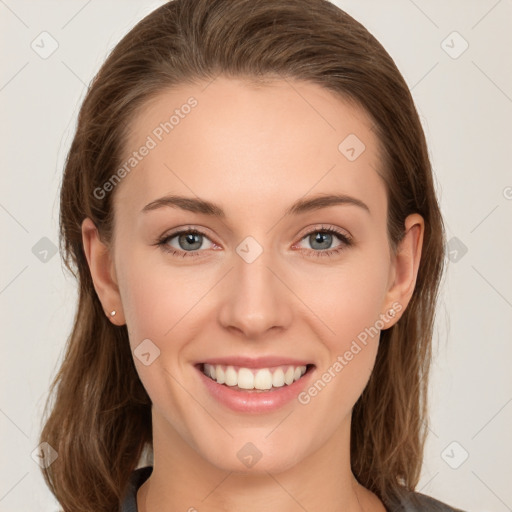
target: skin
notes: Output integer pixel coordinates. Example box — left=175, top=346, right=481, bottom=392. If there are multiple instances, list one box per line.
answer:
left=82, top=76, right=424, bottom=512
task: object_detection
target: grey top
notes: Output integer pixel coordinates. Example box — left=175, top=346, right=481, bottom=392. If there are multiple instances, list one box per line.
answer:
left=121, top=466, right=465, bottom=512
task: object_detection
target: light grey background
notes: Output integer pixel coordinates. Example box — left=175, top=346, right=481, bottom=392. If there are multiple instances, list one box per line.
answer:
left=1, top=1, right=511, bottom=510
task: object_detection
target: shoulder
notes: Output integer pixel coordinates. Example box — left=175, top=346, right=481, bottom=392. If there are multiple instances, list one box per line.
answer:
left=387, top=488, right=466, bottom=512
left=120, top=466, right=153, bottom=512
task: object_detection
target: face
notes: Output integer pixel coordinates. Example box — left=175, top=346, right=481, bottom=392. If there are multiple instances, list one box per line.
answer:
left=90, top=76, right=420, bottom=474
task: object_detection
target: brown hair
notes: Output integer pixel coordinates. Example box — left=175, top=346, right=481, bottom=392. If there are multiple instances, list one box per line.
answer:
left=39, top=0, right=446, bottom=510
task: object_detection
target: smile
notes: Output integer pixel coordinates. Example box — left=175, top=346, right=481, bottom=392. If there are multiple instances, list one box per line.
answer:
left=196, top=359, right=316, bottom=413
left=200, top=363, right=313, bottom=391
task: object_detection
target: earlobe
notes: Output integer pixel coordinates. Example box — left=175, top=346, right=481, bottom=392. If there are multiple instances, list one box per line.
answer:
left=383, top=213, right=424, bottom=326
left=81, top=217, right=125, bottom=325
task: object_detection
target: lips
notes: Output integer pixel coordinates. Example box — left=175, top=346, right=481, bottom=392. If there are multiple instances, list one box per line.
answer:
left=196, top=363, right=315, bottom=412
left=194, top=356, right=316, bottom=413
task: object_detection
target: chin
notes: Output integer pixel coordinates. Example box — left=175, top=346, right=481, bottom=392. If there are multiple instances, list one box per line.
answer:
left=194, top=434, right=310, bottom=475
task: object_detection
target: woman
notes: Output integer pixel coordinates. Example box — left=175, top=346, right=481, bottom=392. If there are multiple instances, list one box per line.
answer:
left=39, top=0, right=465, bottom=510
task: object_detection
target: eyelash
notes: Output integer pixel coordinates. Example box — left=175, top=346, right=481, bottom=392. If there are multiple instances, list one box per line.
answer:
left=155, top=225, right=353, bottom=259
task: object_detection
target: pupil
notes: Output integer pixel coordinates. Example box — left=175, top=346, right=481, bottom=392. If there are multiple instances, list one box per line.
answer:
left=312, top=232, right=331, bottom=250
left=180, top=233, right=201, bottom=250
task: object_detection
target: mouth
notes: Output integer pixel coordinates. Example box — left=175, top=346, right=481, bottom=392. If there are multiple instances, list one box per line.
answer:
left=196, top=362, right=316, bottom=392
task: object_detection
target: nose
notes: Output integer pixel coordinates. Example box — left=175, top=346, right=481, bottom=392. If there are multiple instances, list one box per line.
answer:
left=217, top=246, right=293, bottom=340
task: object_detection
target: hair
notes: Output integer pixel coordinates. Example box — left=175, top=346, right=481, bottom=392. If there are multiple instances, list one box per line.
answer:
left=39, top=0, right=446, bottom=510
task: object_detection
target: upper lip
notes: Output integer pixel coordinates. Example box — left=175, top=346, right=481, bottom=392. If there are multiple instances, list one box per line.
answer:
left=197, top=356, right=314, bottom=368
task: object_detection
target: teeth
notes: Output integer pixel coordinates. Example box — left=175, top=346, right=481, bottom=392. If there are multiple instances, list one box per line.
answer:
left=254, top=369, right=272, bottom=390
left=202, top=364, right=308, bottom=390
left=272, top=368, right=285, bottom=387
left=284, top=366, right=295, bottom=385
left=238, top=368, right=254, bottom=389
left=216, top=366, right=225, bottom=384
left=225, top=366, right=238, bottom=386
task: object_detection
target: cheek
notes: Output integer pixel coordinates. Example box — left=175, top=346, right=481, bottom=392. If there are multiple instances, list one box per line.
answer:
left=116, top=250, right=208, bottom=346
left=115, top=252, right=204, bottom=421
left=293, top=251, right=390, bottom=348
left=292, top=248, right=390, bottom=406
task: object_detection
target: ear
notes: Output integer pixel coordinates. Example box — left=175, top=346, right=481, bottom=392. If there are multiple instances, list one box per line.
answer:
left=81, top=217, right=125, bottom=325
left=382, top=213, right=424, bottom=327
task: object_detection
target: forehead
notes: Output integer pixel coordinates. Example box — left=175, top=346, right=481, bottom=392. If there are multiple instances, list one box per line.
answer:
left=115, top=76, right=386, bottom=222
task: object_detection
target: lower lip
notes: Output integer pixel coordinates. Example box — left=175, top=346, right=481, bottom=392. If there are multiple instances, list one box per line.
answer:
left=196, top=365, right=315, bottom=414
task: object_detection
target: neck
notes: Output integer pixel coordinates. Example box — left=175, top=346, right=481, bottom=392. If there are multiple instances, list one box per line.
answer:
left=137, top=410, right=385, bottom=512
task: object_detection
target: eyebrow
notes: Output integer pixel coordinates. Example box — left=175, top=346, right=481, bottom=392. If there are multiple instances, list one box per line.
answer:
left=141, top=193, right=371, bottom=217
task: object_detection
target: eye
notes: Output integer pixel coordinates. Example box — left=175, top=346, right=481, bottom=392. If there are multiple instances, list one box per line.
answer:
left=155, top=224, right=353, bottom=259
left=156, top=228, right=215, bottom=257
left=293, top=225, right=353, bottom=258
